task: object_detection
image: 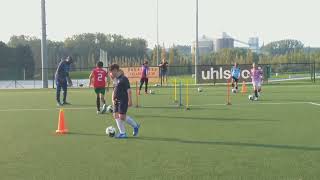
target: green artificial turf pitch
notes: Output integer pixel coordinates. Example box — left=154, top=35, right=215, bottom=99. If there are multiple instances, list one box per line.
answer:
left=0, top=84, right=319, bottom=180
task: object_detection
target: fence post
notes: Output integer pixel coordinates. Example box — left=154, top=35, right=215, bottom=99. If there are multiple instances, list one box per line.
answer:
left=23, top=68, right=26, bottom=80
left=310, top=62, right=313, bottom=82
left=314, top=61, right=316, bottom=83
left=160, top=66, right=163, bottom=87
left=52, top=74, right=55, bottom=89
left=179, top=80, right=182, bottom=107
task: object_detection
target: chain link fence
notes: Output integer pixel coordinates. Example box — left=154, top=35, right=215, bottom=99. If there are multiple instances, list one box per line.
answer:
left=0, top=63, right=318, bottom=89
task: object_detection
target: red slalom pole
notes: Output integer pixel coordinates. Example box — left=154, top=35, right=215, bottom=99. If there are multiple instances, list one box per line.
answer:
left=135, top=81, right=139, bottom=108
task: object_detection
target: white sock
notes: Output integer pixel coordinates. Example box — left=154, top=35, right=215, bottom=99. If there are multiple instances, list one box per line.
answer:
left=125, top=116, right=138, bottom=128
left=115, top=119, right=126, bottom=134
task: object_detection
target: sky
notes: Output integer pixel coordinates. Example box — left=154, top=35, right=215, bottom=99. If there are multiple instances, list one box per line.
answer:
left=1, top=0, right=319, bottom=48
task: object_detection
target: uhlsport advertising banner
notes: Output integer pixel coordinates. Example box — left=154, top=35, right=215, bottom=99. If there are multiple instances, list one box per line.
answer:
left=196, top=64, right=268, bottom=84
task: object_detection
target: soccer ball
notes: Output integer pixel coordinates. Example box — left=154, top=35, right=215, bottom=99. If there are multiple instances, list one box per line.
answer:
left=107, top=105, right=113, bottom=113
left=248, top=95, right=254, bottom=101
left=197, top=87, right=203, bottom=92
left=232, top=88, right=237, bottom=93
left=149, top=89, right=155, bottom=94
left=105, top=126, right=116, bottom=137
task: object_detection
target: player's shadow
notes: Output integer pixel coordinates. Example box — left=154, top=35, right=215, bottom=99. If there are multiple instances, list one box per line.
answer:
left=134, top=115, right=279, bottom=122
left=134, top=136, right=320, bottom=151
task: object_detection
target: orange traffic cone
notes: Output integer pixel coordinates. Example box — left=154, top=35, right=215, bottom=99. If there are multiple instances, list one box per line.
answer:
left=241, top=81, right=248, bottom=94
left=56, top=109, right=68, bottom=134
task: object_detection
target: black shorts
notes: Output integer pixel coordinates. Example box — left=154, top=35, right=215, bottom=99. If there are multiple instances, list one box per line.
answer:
left=114, top=101, right=128, bottom=114
left=232, top=76, right=239, bottom=83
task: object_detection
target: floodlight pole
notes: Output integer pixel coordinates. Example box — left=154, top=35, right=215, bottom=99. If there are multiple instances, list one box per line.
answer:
left=41, top=0, right=48, bottom=88
left=195, top=0, right=199, bottom=85
left=156, top=0, right=159, bottom=66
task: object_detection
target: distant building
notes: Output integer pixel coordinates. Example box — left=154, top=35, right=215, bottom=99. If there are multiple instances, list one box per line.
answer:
left=215, top=38, right=234, bottom=52
left=248, top=37, right=259, bottom=53
left=192, top=33, right=260, bottom=54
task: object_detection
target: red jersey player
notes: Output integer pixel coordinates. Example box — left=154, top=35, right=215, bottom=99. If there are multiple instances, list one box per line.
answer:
left=89, top=61, right=109, bottom=114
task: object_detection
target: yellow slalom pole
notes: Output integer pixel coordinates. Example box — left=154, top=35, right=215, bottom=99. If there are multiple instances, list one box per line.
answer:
left=186, top=80, right=190, bottom=110
left=174, top=78, right=177, bottom=103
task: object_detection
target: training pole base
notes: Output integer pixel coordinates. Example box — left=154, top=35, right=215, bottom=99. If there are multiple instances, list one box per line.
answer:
left=226, top=102, right=232, bottom=106
left=185, top=107, right=191, bottom=111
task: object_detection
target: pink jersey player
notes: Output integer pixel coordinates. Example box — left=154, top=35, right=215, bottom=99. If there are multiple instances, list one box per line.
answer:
left=250, top=63, right=263, bottom=99
left=251, top=67, right=263, bottom=85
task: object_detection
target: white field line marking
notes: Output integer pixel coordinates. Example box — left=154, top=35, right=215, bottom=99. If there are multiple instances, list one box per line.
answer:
left=0, top=90, right=89, bottom=94
left=190, top=102, right=308, bottom=107
left=309, top=102, right=320, bottom=107
left=0, top=107, right=95, bottom=112
left=0, top=101, right=313, bottom=112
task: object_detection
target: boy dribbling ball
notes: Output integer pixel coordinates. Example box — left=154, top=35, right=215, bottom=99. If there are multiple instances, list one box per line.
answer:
left=89, top=61, right=109, bottom=114
left=110, top=64, right=140, bottom=138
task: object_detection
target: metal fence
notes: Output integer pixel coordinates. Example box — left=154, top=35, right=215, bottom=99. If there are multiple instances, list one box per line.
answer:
left=0, top=62, right=319, bottom=89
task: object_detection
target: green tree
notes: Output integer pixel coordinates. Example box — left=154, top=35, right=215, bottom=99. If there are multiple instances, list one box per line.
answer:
left=261, top=39, right=304, bottom=56
left=161, top=45, right=166, bottom=62
left=169, top=47, right=174, bottom=65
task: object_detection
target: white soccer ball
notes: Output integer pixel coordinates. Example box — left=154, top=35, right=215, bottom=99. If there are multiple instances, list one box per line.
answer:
left=107, top=105, right=113, bottom=113
left=232, top=89, right=237, bottom=93
left=248, top=95, right=254, bottom=101
left=105, top=126, right=116, bottom=137
left=197, top=87, right=203, bottom=92
left=149, top=89, right=155, bottom=94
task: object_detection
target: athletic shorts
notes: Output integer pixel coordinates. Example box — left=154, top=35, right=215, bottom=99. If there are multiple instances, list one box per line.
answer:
left=252, top=81, right=261, bottom=88
left=232, top=76, right=239, bottom=83
left=114, top=101, right=128, bottom=114
left=161, top=70, right=168, bottom=77
left=94, top=88, right=106, bottom=95
left=140, top=77, right=149, bottom=83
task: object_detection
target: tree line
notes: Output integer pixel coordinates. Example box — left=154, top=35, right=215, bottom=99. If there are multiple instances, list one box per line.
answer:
left=0, top=42, right=34, bottom=80
left=4, top=33, right=149, bottom=78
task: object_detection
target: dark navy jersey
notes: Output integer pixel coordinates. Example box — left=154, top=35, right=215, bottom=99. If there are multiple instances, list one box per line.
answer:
left=114, top=74, right=131, bottom=102
left=55, top=60, right=70, bottom=81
